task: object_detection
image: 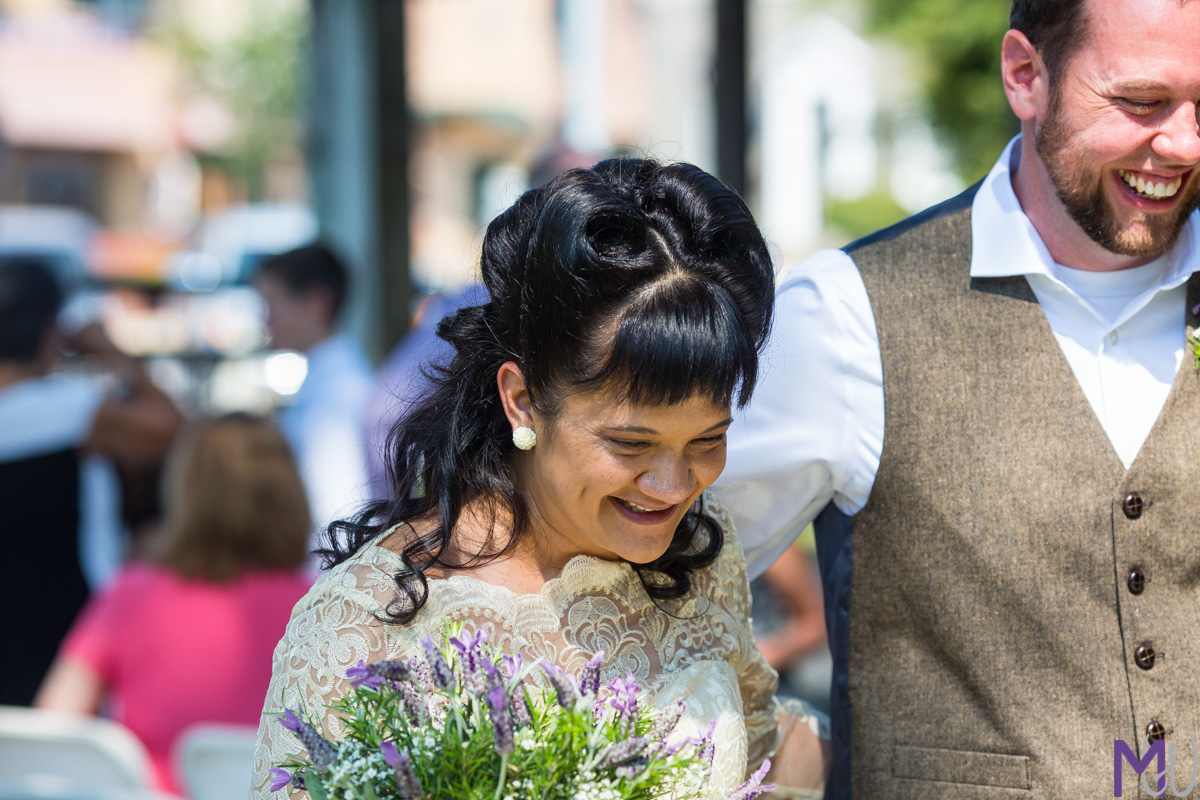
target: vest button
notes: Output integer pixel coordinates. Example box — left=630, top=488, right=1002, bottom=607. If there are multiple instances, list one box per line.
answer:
left=1127, top=568, right=1146, bottom=595
left=1134, top=644, right=1156, bottom=670
left=1147, top=721, right=1167, bottom=742
left=1123, top=493, right=1144, bottom=519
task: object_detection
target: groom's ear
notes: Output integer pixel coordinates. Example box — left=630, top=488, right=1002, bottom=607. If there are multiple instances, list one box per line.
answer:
left=1001, top=29, right=1049, bottom=123
left=497, top=361, right=535, bottom=431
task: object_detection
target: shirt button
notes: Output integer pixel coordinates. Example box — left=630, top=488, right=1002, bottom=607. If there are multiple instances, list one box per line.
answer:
left=1106, top=330, right=1119, bottom=345
left=1135, top=643, right=1157, bottom=670
left=1128, top=568, right=1146, bottom=595
left=1147, top=721, right=1167, bottom=742
left=1123, top=493, right=1144, bottom=519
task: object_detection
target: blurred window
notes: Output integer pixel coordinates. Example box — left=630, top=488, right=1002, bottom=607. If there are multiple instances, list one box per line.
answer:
left=24, top=153, right=102, bottom=216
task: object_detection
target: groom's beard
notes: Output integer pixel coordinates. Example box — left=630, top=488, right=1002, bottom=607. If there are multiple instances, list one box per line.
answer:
left=1035, top=88, right=1200, bottom=259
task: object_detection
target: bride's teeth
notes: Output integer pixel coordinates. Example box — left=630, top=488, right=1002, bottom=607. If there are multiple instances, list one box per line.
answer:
left=621, top=499, right=653, bottom=512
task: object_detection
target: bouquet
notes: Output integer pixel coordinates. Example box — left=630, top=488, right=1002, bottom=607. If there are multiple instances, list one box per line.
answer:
left=269, top=623, right=773, bottom=800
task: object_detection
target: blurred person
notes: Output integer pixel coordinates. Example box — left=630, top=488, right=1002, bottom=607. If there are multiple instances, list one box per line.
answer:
left=36, top=414, right=313, bottom=796
left=253, top=243, right=374, bottom=563
left=0, top=257, right=181, bottom=707
left=720, top=0, right=1200, bottom=795
left=750, top=534, right=829, bottom=713
left=364, top=282, right=488, bottom=499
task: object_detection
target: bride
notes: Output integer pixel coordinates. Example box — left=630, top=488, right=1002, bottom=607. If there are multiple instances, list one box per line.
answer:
left=251, top=158, right=830, bottom=797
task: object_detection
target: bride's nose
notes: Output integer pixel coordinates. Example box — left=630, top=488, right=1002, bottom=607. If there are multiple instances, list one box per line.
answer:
left=636, top=458, right=694, bottom=504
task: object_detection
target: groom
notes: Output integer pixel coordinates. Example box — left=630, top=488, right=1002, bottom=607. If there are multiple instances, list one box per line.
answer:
left=720, top=0, right=1200, bottom=796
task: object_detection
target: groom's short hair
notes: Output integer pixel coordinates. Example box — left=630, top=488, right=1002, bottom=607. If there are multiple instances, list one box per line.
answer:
left=1009, top=0, right=1090, bottom=83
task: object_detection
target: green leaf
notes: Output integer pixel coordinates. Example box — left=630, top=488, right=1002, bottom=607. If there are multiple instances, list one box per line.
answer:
left=305, top=775, right=330, bottom=800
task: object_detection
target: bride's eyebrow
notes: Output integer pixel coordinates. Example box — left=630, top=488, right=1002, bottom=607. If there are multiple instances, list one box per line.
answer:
left=603, top=418, right=733, bottom=436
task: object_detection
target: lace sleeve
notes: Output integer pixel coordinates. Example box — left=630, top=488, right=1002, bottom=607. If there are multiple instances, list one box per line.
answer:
left=700, top=494, right=780, bottom=772
left=702, top=494, right=829, bottom=799
left=250, top=549, right=417, bottom=799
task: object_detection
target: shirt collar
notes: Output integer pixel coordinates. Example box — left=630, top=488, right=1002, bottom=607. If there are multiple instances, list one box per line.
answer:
left=969, top=135, right=1200, bottom=291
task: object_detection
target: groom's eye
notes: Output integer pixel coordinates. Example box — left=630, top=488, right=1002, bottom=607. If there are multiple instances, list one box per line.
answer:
left=1116, top=97, right=1160, bottom=113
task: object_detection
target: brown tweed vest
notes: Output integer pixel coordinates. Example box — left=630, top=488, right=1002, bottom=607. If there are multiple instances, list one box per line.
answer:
left=848, top=199, right=1200, bottom=798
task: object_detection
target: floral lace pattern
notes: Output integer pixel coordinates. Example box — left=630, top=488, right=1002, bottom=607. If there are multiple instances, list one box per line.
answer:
left=251, top=494, right=817, bottom=798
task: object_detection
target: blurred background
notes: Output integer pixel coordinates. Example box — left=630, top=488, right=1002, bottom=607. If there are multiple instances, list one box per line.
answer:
left=0, top=0, right=1015, bottom=414
left=0, top=0, right=1020, bottom=773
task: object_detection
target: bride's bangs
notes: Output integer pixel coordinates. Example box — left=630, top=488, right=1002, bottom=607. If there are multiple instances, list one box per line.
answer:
left=577, top=273, right=758, bottom=409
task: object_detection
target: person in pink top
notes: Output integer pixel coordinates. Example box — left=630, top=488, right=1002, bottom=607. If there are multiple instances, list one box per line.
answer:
left=36, top=414, right=314, bottom=795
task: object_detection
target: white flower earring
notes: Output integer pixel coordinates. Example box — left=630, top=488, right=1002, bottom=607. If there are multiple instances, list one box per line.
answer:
left=512, top=426, right=537, bottom=450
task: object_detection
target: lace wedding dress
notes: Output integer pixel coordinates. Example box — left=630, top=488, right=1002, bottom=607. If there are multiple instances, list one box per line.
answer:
left=251, top=494, right=827, bottom=798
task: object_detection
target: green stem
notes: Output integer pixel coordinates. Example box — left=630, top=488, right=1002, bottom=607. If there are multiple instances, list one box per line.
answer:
left=493, top=754, right=509, bottom=800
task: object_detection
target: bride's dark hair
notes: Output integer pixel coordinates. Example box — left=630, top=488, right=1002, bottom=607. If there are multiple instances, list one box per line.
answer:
left=323, top=158, right=774, bottom=623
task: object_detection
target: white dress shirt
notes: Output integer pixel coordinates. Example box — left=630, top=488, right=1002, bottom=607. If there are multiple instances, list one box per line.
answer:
left=718, top=136, right=1200, bottom=579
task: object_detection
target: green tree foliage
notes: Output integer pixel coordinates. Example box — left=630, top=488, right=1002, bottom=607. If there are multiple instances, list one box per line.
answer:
left=865, top=0, right=1019, bottom=182
left=158, top=0, right=308, bottom=200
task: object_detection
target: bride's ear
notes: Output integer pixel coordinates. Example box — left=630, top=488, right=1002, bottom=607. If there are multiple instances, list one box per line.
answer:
left=497, top=361, right=535, bottom=432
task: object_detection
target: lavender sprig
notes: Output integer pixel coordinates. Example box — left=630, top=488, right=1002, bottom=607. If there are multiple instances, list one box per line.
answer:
left=602, top=735, right=648, bottom=766
left=279, top=710, right=337, bottom=770
left=540, top=660, right=579, bottom=708
left=649, top=698, right=687, bottom=742
left=421, top=634, right=456, bottom=691
left=510, top=685, right=533, bottom=726
left=722, top=758, right=775, bottom=800
left=607, top=669, right=640, bottom=733
left=347, top=658, right=412, bottom=689
left=450, top=628, right=489, bottom=694
left=579, top=650, right=604, bottom=696
left=381, top=741, right=424, bottom=800
left=398, top=680, right=428, bottom=725
left=485, top=685, right=516, bottom=756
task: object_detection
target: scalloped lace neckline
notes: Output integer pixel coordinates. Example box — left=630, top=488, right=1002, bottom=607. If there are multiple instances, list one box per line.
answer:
left=365, top=530, right=633, bottom=603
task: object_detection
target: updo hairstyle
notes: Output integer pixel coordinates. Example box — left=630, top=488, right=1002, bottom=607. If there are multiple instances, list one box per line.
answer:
left=325, top=158, right=774, bottom=623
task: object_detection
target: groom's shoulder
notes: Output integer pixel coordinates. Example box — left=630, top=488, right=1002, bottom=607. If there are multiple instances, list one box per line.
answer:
left=843, top=180, right=983, bottom=256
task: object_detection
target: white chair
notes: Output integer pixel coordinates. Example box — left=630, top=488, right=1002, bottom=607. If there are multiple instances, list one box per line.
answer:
left=173, top=724, right=258, bottom=800
left=0, top=779, right=176, bottom=800
left=0, top=707, right=152, bottom=794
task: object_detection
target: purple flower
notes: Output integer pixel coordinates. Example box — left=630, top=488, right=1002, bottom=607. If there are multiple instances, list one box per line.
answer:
left=381, top=741, right=424, bottom=800
left=603, top=736, right=648, bottom=766
left=267, top=768, right=293, bottom=792
left=579, top=651, right=604, bottom=696
left=277, top=709, right=336, bottom=769
left=615, top=757, right=649, bottom=779
left=649, top=699, right=686, bottom=742
left=721, top=758, right=774, bottom=800
left=451, top=628, right=489, bottom=693
left=510, top=685, right=533, bottom=726
left=279, top=709, right=303, bottom=733
left=421, top=635, right=456, bottom=691
left=408, top=657, right=436, bottom=693
left=607, top=669, right=640, bottom=732
left=501, top=652, right=523, bottom=679
left=347, top=660, right=385, bottom=690
left=540, top=661, right=578, bottom=708
left=399, top=680, right=427, bottom=725
left=485, top=684, right=516, bottom=755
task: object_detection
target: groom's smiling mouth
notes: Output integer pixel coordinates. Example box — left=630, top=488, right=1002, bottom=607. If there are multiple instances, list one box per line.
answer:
left=1116, top=168, right=1188, bottom=201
